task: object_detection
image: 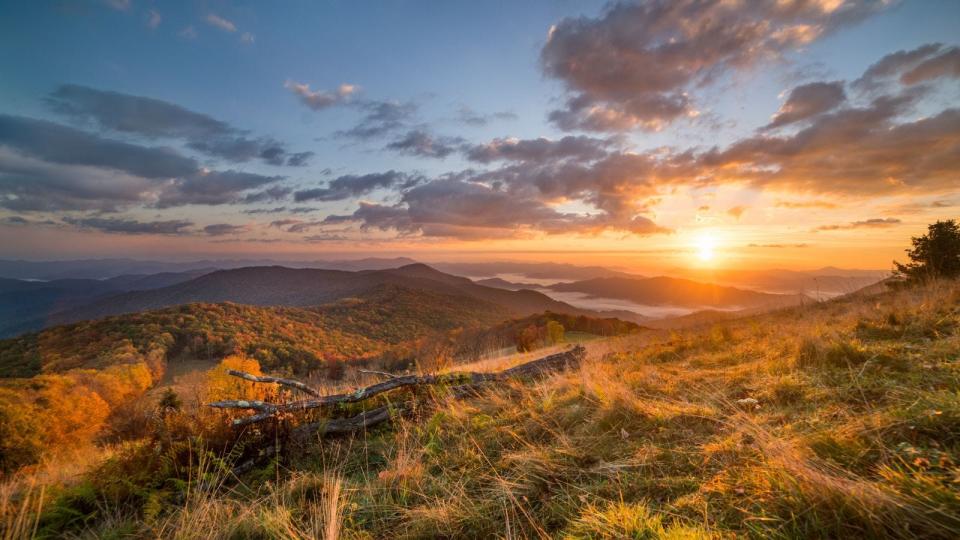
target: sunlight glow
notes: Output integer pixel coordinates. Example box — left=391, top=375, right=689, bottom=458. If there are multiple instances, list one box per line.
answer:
left=695, top=232, right=717, bottom=262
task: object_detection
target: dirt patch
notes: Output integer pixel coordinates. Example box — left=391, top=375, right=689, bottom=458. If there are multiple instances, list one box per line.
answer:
left=149, top=354, right=220, bottom=412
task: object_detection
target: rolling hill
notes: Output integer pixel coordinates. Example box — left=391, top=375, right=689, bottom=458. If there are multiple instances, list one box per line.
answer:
left=673, top=267, right=888, bottom=297
left=0, top=257, right=419, bottom=280
left=549, top=275, right=810, bottom=309
left=42, top=263, right=643, bottom=330
left=0, top=282, right=513, bottom=380
left=0, top=270, right=211, bottom=337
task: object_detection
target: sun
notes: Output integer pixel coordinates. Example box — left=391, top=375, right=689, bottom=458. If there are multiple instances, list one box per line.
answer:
left=694, top=232, right=717, bottom=262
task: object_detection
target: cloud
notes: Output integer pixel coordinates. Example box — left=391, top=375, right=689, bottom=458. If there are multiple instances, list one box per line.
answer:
left=0, top=113, right=199, bottom=179
left=815, top=218, right=901, bottom=231
left=775, top=199, right=838, bottom=209
left=241, top=186, right=292, bottom=204
left=155, top=170, right=284, bottom=208
left=103, top=0, right=130, bottom=11
left=242, top=206, right=317, bottom=215
left=901, top=47, right=960, bottom=86
left=209, top=237, right=283, bottom=244
left=285, top=151, right=314, bottom=167
left=284, top=82, right=420, bottom=142
left=285, top=80, right=357, bottom=111
left=147, top=9, right=161, bottom=29
left=0, top=115, right=285, bottom=210
left=337, top=100, right=418, bottom=140
left=541, top=0, right=884, bottom=132
left=64, top=216, right=194, bottom=235
left=205, top=13, right=237, bottom=33
left=1, top=216, right=56, bottom=227
left=727, top=206, right=746, bottom=219
left=2, top=216, right=29, bottom=226
left=747, top=243, right=809, bottom=248
left=294, top=170, right=416, bottom=202
left=323, top=201, right=414, bottom=232
left=854, top=43, right=959, bottom=91
left=765, top=81, right=846, bottom=129
left=0, top=147, right=156, bottom=212
left=48, top=85, right=228, bottom=140
left=323, top=178, right=670, bottom=240
left=203, top=223, right=247, bottom=236
left=285, top=220, right=330, bottom=233
left=269, top=219, right=302, bottom=228
left=241, top=32, right=255, bottom=44
left=179, top=26, right=197, bottom=40
left=386, top=130, right=464, bottom=158
left=456, top=106, right=517, bottom=127
left=304, top=233, right=348, bottom=242
left=463, top=135, right=611, bottom=164
left=700, top=90, right=960, bottom=194
left=316, top=49, right=957, bottom=242
left=47, top=85, right=308, bottom=166
left=469, top=150, right=696, bottom=227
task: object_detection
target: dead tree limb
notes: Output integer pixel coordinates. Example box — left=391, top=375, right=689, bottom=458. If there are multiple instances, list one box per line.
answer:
left=210, top=345, right=585, bottom=427
left=226, top=370, right=321, bottom=397
left=357, top=369, right=399, bottom=379
left=291, top=405, right=397, bottom=440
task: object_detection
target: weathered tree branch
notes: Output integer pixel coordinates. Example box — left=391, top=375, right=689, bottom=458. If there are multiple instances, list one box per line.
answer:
left=291, top=405, right=397, bottom=440
left=210, top=345, right=585, bottom=427
left=226, top=370, right=321, bottom=397
left=358, top=369, right=399, bottom=379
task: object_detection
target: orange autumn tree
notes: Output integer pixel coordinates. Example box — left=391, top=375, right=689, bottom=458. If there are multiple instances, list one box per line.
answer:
left=205, top=355, right=274, bottom=403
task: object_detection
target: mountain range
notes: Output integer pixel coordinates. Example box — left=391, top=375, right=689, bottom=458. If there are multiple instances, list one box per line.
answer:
left=548, top=276, right=811, bottom=309
left=0, top=270, right=209, bottom=337
left=0, top=259, right=888, bottom=339
left=0, top=263, right=647, bottom=338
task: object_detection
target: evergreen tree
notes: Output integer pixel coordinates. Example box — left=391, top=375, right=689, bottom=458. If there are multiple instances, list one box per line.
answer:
left=894, top=220, right=960, bottom=282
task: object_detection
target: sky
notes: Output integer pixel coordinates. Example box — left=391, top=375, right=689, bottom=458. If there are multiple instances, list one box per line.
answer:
left=0, top=0, right=958, bottom=272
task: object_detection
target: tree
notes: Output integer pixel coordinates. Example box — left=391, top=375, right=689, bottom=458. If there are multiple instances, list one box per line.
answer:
left=516, top=324, right=542, bottom=352
left=894, top=220, right=960, bottom=282
left=546, top=320, right=565, bottom=344
left=158, top=388, right=182, bottom=413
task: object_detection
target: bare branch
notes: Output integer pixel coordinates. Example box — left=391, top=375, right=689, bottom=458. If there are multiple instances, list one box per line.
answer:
left=358, top=369, right=399, bottom=379
left=226, top=370, right=321, bottom=397
left=292, top=405, right=398, bottom=440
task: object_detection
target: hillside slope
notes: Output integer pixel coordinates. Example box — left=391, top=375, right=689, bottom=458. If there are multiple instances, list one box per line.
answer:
left=0, top=283, right=507, bottom=379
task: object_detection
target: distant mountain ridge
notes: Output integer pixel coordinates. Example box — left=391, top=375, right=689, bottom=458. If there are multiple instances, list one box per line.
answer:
left=42, top=263, right=646, bottom=331
left=549, top=276, right=810, bottom=309
left=0, top=270, right=210, bottom=337
left=670, top=267, right=888, bottom=296
left=0, top=257, right=419, bottom=280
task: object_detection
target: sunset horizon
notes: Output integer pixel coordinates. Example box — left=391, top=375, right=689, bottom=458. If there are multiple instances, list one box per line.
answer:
left=2, top=2, right=959, bottom=538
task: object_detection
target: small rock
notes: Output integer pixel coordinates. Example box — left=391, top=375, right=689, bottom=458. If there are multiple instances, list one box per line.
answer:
left=620, top=428, right=630, bottom=440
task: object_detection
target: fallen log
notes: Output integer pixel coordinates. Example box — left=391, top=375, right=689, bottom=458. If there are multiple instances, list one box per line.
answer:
left=210, top=345, right=585, bottom=428
left=291, top=405, right=396, bottom=441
